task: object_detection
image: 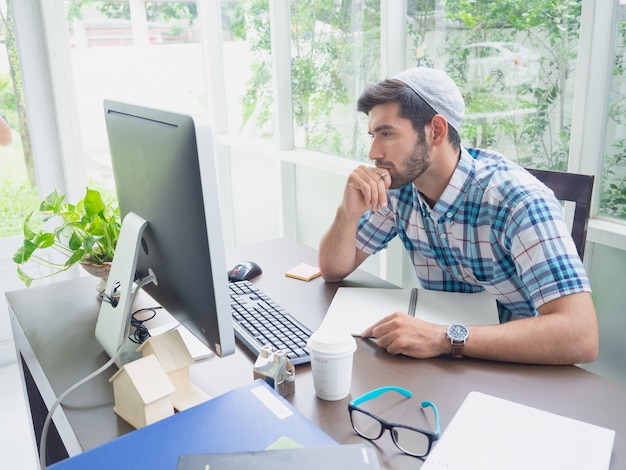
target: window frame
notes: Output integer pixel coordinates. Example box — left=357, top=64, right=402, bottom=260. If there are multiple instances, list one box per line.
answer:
left=10, top=0, right=87, bottom=202
left=570, top=0, right=626, bottom=252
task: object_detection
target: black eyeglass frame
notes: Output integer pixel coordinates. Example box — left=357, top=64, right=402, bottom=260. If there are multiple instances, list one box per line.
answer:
left=348, top=386, right=440, bottom=458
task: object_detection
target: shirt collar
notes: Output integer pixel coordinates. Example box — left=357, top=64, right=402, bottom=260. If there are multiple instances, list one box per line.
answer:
left=430, top=148, right=475, bottom=220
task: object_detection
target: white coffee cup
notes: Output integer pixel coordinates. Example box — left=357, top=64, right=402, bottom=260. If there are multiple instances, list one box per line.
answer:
left=306, top=329, right=357, bottom=401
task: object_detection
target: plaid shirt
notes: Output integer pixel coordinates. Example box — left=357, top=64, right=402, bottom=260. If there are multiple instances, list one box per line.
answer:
left=356, top=147, right=590, bottom=322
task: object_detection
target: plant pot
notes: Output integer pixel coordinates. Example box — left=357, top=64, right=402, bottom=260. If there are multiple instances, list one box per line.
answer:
left=80, top=261, right=113, bottom=298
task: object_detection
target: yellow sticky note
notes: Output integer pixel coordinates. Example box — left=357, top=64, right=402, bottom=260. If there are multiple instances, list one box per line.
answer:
left=285, top=263, right=322, bottom=281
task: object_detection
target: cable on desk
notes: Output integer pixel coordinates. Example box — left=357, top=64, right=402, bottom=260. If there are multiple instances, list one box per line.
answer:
left=38, top=273, right=156, bottom=469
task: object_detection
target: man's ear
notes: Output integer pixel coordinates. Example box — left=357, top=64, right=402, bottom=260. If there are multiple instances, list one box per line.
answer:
left=430, top=114, right=448, bottom=145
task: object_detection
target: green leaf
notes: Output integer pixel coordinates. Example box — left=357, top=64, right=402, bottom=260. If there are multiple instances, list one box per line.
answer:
left=34, top=233, right=55, bottom=249
left=83, top=234, right=103, bottom=253
left=12, top=240, right=36, bottom=264
left=68, top=231, right=83, bottom=251
left=17, top=266, right=34, bottom=288
left=22, top=212, right=38, bottom=240
left=83, top=187, right=106, bottom=218
left=67, top=249, right=85, bottom=266
left=39, top=189, right=64, bottom=212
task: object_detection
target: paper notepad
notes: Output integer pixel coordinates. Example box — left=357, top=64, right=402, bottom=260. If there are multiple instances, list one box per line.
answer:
left=320, top=287, right=499, bottom=336
left=422, top=392, right=615, bottom=470
left=285, top=262, right=322, bottom=281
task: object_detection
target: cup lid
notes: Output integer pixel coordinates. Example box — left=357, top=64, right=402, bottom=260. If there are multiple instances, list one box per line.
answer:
left=306, top=329, right=356, bottom=355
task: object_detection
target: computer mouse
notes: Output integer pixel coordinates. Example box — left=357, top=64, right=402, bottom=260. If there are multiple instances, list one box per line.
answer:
left=228, top=261, right=263, bottom=282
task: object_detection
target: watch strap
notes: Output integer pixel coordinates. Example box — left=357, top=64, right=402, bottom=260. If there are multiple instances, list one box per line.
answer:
left=450, top=341, right=465, bottom=359
left=447, top=324, right=468, bottom=359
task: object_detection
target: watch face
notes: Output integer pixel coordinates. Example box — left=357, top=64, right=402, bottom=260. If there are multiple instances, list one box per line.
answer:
left=448, top=324, right=469, bottom=341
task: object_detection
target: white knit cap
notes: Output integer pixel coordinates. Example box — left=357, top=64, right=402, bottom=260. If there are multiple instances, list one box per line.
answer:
left=393, top=67, right=465, bottom=132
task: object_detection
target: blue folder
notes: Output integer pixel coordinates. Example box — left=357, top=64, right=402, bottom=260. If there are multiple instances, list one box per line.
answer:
left=48, top=379, right=337, bottom=469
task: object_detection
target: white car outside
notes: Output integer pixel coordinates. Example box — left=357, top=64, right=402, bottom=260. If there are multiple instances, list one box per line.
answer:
left=462, top=41, right=539, bottom=87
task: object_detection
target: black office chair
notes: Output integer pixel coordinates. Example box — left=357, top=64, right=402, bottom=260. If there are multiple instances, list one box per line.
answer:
left=525, top=168, right=594, bottom=260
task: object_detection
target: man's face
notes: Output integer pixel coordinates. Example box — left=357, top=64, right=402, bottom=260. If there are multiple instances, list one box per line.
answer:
left=367, top=101, right=431, bottom=189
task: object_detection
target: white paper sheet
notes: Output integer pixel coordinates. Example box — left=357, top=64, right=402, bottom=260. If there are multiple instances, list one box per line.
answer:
left=319, top=287, right=499, bottom=336
left=149, top=322, right=214, bottom=360
left=422, top=391, right=615, bottom=470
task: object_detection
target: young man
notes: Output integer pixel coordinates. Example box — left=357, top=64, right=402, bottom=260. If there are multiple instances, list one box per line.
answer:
left=318, top=67, right=598, bottom=365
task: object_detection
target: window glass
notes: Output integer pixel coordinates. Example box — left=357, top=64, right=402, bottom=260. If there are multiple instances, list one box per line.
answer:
left=221, top=0, right=264, bottom=138
left=231, top=0, right=380, bottom=154
left=288, top=0, right=380, bottom=158
left=407, top=0, right=580, bottom=171
left=0, top=2, right=38, bottom=237
left=229, top=0, right=276, bottom=140
left=66, top=1, right=207, bottom=197
left=600, top=4, right=626, bottom=223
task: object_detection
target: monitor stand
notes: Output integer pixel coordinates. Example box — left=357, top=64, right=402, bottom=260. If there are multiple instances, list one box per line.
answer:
left=95, top=212, right=157, bottom=366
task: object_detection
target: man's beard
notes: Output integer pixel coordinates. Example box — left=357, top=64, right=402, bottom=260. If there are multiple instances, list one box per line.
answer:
left=378, top=139, right=431, bottom=190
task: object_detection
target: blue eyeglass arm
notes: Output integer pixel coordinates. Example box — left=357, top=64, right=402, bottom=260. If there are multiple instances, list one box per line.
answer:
left=421, top=400, right=441, bottom=437
left=350, top=386, right=412, bottom=407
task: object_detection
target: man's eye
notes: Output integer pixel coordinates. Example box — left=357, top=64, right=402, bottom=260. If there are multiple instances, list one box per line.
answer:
left=368, top=132, right=391, bottom=139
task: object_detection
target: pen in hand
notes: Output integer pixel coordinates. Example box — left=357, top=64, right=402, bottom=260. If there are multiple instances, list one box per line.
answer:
left=408, top=287, right=418, bottom=317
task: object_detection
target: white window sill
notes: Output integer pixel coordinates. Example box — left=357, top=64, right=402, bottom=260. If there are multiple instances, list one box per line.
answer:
left=588, top=218, right=626, bottom=251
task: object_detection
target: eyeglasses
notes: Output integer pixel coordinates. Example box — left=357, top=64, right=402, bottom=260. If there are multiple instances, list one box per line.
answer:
left=348, top=386, right=440, bottom=458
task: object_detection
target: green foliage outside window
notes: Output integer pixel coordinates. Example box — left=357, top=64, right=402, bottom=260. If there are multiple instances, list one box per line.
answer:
left=239, top=0, right=275, bottom=138
left=601, top=17, right=626, bottom=221
left=239, top=0, right=380, bottom=158
left=67, top=0, right=197, bottom=24
left=236, top=0, right=626, bottom=221
left=435, top=0, right=626, bottom=221
left=438, top=0, right=581, bottom=172
left=239, top=0, right=582, bottom=167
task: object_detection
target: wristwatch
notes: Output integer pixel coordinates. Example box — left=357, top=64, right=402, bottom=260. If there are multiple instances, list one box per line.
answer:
left=446, top=324, right=469, bottom=359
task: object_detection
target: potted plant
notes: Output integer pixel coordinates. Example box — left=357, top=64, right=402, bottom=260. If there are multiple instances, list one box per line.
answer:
left=12, top=187, right=121, bottom=289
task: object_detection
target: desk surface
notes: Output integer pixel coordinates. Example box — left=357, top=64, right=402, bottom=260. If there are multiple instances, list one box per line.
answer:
left=8, top=237, right=625, bottom=469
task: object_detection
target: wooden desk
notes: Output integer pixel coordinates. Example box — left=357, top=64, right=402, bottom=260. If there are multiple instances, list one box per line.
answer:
left=8, top=238, right=625, bottom=469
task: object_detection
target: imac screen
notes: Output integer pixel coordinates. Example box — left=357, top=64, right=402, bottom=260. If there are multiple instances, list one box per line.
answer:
left=102, top=100, right=235, bottom=358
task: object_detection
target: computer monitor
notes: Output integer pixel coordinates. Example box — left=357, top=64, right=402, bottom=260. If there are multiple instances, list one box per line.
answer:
left=96, top=99, right=235, bottom=361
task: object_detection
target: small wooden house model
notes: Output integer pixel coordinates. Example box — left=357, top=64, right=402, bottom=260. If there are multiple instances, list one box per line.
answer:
left=109, top=353, right=176, bottom=429
left=138, top=329, right=211, bottom=411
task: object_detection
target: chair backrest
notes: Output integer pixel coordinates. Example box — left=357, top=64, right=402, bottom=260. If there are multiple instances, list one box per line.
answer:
left=525, top=168, right=594, bottom=260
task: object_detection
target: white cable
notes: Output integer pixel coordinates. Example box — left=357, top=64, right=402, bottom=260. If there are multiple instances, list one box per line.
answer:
left=39, top=274, right=156, bottom=468
left=38, top=343, right=122, bottom=468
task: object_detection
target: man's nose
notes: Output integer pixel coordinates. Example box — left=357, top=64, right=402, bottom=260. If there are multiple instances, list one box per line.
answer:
left=368, top=137, right=383, bottom=161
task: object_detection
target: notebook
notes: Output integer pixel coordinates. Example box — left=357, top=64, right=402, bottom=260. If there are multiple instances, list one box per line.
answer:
left=422, top=391, right=615, bottom=470
left=320, top=287, right=499, bottom=336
